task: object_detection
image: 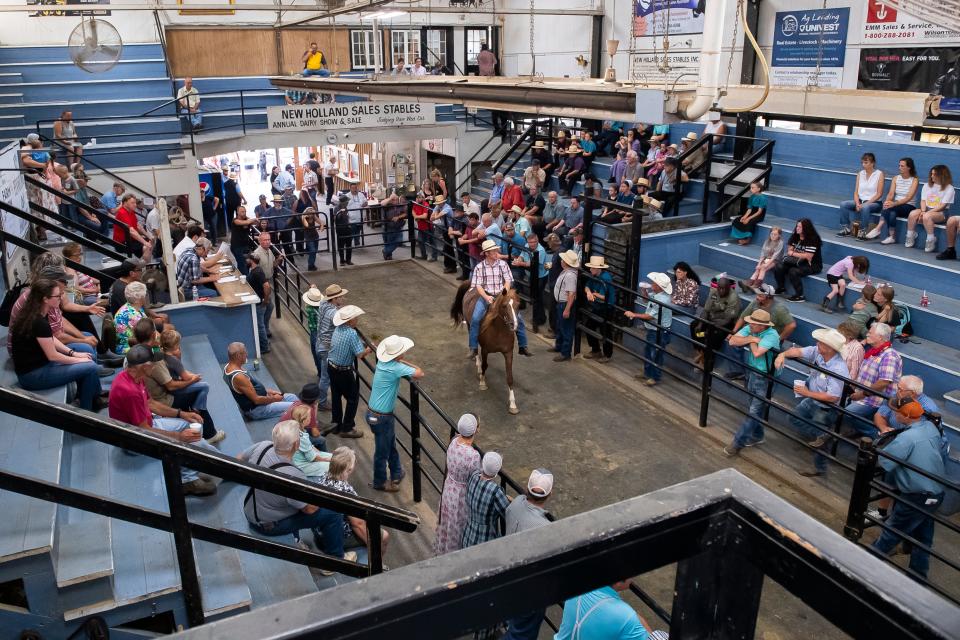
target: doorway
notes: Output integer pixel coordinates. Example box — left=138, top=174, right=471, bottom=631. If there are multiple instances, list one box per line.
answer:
left=427, top=151, right=456, bottom=193
left=464, top=27, right=499, bottom=75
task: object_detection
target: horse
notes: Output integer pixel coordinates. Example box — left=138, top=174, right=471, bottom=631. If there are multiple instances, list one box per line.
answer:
left=450, top=282, right=520, bottom=414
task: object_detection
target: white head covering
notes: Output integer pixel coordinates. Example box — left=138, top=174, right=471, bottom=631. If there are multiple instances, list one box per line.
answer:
left=457, top=413, right=478, bottom=437
left=528, top=468, right=554, bottom=497
left=482, top=451, right=503, bottom=477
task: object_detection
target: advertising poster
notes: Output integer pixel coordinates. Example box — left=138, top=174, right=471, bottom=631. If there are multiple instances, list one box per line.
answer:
left=858, top=47, right=960, bottom=113
left=633, top=0, right=704, bottom=37
left=268, top=102, right=436, bottom=133
left=771, top=7, right=849, bottom=88
left=630, top=52, right=701, bottom=85
left=28, top=0, right=110, bottom=16
left=861, top=0, right=960, bottom=45
left=0, top=143, right=32, bottom=283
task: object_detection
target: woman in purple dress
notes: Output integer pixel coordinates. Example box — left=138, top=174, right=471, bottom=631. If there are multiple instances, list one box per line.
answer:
left=434, top=413, right=482, bottom=555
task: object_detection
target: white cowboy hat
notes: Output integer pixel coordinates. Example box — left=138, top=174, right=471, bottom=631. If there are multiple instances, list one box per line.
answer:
left=323, top=283, right=348, bottom=300
left=812, top=328, right=846, bottom=353
left=301, top=286, right=325, bottom=307
left=585, top=256, right=608, bottom=269
left=685, top=131, right=698, bottom=141
left=377, top=334, right=415, bottom=362
left=510, top=205, right=523, bottom=214
left=480, top=239, right=499, bottom=253
left=646, top=271, right=673, bottom=294
left=333, top=304, right=365, bottom=326
left=559, top=250, right=580, bottom=268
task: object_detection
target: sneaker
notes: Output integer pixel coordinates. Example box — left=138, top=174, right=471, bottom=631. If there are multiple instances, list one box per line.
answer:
left=836, top=226, right=851, bottom=237
left=787, top=294, right=806, bottom=302
left=864, top=225, right=882, bottom=239
left=98, top=366, right=115, bottom=377
left=320, top=550, right=358, bottom=576
left=936, top=247, right=957, bottom=260
left=644, top=378, right=658, bottom=386
left=807, top=434, right=829, bottom=449
left=904, top=231, right=917, bottom=248
left=596, top=356, right=610, bottom=363
left=205, top=430, right=227, bottom=445
left=924, top=237, right=938, bottom=253
left=723, top=445, right=741, bottom=457
left=865, top=507, right=885, bottom=521
left=744, top=438, right=765, bottom=448
left=583, top=350, right=600, bottom=359
left=880, top=235, right=895, bottom=245
left=183, top=476, right=217, bottom=497
left=552, top=354, right=570, bottom=362
left=857, top=231, right=868, bottom=241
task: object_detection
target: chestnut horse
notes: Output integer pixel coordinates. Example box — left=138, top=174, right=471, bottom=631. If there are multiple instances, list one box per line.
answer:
left=450, top=282, right=520, bottom=414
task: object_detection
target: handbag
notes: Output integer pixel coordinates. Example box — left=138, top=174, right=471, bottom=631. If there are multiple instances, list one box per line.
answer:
left=781, top=255, right=804, bottom=268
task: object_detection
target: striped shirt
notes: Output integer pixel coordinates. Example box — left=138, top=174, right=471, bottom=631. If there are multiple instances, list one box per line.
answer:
left=471, top=258, right=513, bottom=293
left=461, top=471, right=509, bottom=548
left=328, top=325, right=365, bottom=367
left=175, top=247, right=203, bottom=290
left=315, top=301, right=337, bottom=353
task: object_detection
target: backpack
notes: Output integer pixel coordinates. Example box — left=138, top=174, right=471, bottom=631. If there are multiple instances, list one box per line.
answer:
left=893, top=303, right=912, bottom=338
left=0, top=280, right=27, bottom=327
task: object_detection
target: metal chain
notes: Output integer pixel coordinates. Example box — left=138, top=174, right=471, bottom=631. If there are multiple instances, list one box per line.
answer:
left=660, top=0, right=672, bottom=75
left=529, top=0, right=536, bottom=76
left=722, top=0, right=743, bottom=98
left=810, top=0, right=828, bottom=87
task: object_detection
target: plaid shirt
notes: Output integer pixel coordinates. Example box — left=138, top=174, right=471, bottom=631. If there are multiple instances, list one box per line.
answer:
left=175, top=247, right=203, bottom=290
left=461, top=471, right=509, bottom=548
left=328, top=325, right=365, bottom=367
left=315, top=301, right=337, bottom=353
left=856, top=346, right=902, bottom=408
left=471, top=258, right=513, bottom=293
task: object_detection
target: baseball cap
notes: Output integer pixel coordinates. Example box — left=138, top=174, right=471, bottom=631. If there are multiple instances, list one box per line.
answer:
left=528, top=468, right=554, bottom=498
left=893, top=398, right=924, bottom=419
left=125, top=344, right=153, bottom=366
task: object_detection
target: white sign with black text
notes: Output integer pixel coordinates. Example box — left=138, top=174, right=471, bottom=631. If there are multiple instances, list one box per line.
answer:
left=267, top=102, right=436, bottom=133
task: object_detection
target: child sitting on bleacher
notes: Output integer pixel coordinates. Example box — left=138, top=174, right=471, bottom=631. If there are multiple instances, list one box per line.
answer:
left=291, top=404, right=332, bottom=479
left=845, top=284, right=878, bottom=339
left=821, top=255, right=870, bottom=314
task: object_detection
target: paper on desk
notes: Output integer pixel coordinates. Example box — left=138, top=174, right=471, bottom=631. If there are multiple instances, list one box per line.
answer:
left=238, top=294, right=260, bottom=303
left=219, top=266, right=233, bottom=272
left=218, top=275, right=239, bottom=283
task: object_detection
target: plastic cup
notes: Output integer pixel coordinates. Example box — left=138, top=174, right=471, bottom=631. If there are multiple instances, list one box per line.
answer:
left=240, top=275, right=247, bottom=284
left=189, top=422, right=203, bottom=433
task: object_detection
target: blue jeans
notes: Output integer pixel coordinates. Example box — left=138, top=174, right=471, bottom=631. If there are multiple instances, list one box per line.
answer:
left=839, top=200, right=882, bottom=230
left=732, top=371, right=769, bottom=448
left=151, top=416, right=219, bottom=483
left=184, top=285, right=218, bottom=301
left=503, top=609, right=545, bottom=640
left=17, top=360, right=101, bottom=410
left=471, top=297, right=529, bottom=350
left=350, top=222, right=363, bottom=248
left=256, top=302, right=271, bottom=350
left=382, top=226, right=403, bottom=258
left=644, top=327, right=671, bottom=381
left=790, top=397, right=836, bottom=473
left=872, top=492, right=943, bottom=578
left=251, top=507, right=345, bottom=557
left=303, top=68, right=331, bottom=77
left=417, top=228, right=433, bottom=258
left=844, top=401, right=879, bottom=439
left=554, top=302, right=575, bottom=357
left=67, top=340, right=96, bottom=358
left=366, top=411, right=402, bottom=489
left=244, top=393, right=298, bottom=421
left=78, top=212, right=109, bottom=237
left=306, top=239, right=318, bottom=269
left=180, top=107, right=202, bottom=128
left=315, top=350, right=330, bottom=406
left=171, top=381, right=209, bottom=411
left=880, top=203, right=914, bottom=233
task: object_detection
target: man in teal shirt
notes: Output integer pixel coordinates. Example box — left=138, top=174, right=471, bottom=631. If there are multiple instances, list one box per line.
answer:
left=512, top=233, right=550, bottom=332
left=725, top=309, right=781, bottom=455
left=554, top=581, right=649, bottom=639
left=624, top=272, right=673, bottom=386
left=366, top=335, right=424, bottom=492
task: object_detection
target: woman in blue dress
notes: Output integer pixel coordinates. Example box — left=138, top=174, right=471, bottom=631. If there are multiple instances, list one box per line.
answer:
left=730, top=180, right=769, bottom=245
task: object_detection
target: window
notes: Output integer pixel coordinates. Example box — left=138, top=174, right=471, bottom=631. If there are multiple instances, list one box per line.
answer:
left=350, top=30, right=376, bottom=70
left=466, top=28, right=489, bottom=66
left=425, top=29, right=447, bottom=67
left=390, top=29, right=421, bottom=68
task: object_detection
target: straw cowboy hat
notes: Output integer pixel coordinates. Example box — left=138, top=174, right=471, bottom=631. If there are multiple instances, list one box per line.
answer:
left=647, top=198, right=663, bottom=210
left=333, top=304, right=365, bottom=326
left=510, top=205, right=523, bottom=214
left=743, top=309, right=774, bottom=327
left=556, top=130, right=567, bottom=138
left=635, top=177, right=650, bottom=188
left=646, top=271, right=673, bottom=294
left=301, top=286, right=325, bottom=307
left=567, top=145, right=582, bottom=154
left=812, top=328, right=846, bottom=353
left=480, top=239, right=499, bottom=253
left=377, top=334, right=415, bottom=362
left=668, top=143, right=679, bottom=150
left=685, top=132, right=698, bottom=141
left=272, top=194, right=284, bottom=202
left=559, top=250, right=580, bottom=268
left=533, top=140, right=546, bottom=149
left=323, top=283, right=348, bottom=300
left=433, top=195, right=447, bottom=204
left=228, top=172, right=238, bottom=180
left=585, top=256, right=608, bottom=269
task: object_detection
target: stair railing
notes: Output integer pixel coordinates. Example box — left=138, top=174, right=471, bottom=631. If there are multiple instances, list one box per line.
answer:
left=23, top=175, right=130, bottom=252
left=452, top=130, right=507, bottom=196
left=710, top=136, right=775, bottom=222
left=0, top=199, right=127, bottom=264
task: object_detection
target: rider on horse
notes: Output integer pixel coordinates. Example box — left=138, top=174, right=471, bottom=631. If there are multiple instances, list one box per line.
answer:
left=469, top=239, right=533, bottom=358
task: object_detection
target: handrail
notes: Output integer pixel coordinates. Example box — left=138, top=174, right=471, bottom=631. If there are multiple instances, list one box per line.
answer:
left=141, top=94, right=182, bottom=117
left=715, top=138, right=774, bottom=192
left=452, top=131, right=505, bottom=195
left=0, top=200, right=127, bottom=263
left=491, top=121, right=541, bottom=175
left=423, top=44, right=464, bottom=75
left=0, top=232, right=116, bottom=285
left=24, top=174, right=130, bottom=236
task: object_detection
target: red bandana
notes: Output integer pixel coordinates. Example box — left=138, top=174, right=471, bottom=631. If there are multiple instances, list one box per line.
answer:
left=864, top=341, right=891, bottom=360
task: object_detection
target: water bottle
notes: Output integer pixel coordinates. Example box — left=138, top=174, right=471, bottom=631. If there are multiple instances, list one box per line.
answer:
left=920, top=290, right=929, bottom=308
left=252, top=358, right=261, bottom=371
left=865, top=274, right=872, bottom=286
left=191, top=285, right=198, bottom=301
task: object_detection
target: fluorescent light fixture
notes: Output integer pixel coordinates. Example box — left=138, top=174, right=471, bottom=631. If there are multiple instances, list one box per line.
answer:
left=361, top=10, right=406, bottom=20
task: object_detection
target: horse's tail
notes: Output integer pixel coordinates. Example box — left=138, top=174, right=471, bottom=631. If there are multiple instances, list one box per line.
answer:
left=450, top=281, right=470, bottom=326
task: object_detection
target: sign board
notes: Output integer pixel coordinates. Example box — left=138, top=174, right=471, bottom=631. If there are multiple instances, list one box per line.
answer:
left=633, top=0, right=704, bottom=37
left=267, top=102, right=436, bottom=133
left=0, top=142, right=31, bottom=284
left=771, top=7, right=849, bottom=89
left=858, top=47, right=960, bottom=102
left=28, top=0, right=110, bottom=16
left=630, top=52, right=701, bottom=86
left=861, top=0, right=960, bottom=45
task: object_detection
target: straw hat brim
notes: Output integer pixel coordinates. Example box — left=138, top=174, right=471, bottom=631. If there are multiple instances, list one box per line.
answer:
left=302, top=290, right=325, bottom=306
left=743, top=314, right=774, bottom=327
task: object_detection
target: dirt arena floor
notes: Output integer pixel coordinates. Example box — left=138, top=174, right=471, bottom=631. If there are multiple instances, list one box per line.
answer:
left=264, top=255, right=862, bottom=638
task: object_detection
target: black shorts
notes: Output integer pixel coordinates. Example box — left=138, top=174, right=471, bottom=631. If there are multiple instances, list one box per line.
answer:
left=826, top=274, right=842, bottom=285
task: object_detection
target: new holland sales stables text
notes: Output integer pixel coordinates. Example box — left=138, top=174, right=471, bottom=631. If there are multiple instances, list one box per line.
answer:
left=273, top=103, right=426, bottom=128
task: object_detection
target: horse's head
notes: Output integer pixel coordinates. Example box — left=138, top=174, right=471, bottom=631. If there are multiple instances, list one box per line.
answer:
left=493, top=288, right=520, bottom=333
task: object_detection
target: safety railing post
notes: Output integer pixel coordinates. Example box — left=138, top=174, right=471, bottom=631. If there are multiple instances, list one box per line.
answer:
left=160, top=455, right=205, bottom=628
left=408, top=200, right=417, bottom=260
left=240, top=90, right=247, bottom=134
left=273, top=273, right=282, bottom=319
left=702, top=137, right=714, bottom=223
left=367, top=517, right=384, bottom=575
left=844, top=437, right=878, bottom=541
left=329, top=219, right=340, bottom=272
left=698, top=335, right=714, bottom=428
left=410, top=384, right=423, bottom=503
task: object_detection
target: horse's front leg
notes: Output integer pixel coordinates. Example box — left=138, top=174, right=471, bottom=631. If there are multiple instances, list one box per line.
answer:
left=504, top=350, right=518, bottom=414
left=478, top=348, right=489, bottom=391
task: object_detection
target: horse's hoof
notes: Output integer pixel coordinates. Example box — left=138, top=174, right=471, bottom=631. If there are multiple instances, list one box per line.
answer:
left=479, top=383, right=488, bottom=391
left=508, top=407, right=519, bottom=415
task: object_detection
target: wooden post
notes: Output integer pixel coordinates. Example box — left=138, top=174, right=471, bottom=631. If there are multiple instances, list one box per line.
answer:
left=157, top=198, right=180, bottom=302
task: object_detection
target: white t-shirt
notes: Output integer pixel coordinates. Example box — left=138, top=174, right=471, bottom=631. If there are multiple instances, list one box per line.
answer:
left=704, top=120, right=723, bottom=135
left=145, top=208, right=161, bottom=235
left=857, top=169, right=883, bottom=202
left=323, top=161, right=337, bottom=177
left=411, top=66, right=427, bottom=76
left=921, top=182, right=956, bottom=209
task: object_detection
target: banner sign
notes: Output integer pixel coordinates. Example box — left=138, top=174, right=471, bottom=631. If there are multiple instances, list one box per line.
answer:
left=28, top=0, right=110, bottom=16
left=0, top=143, right=31, bottom=282
left=862, top=0, right=960, bottom=45
left=633, top=0, right=704, bottom=37
left=267, top=102, right=436, bottom=133
left=858, top=47, right=960, bottom=103
left=771, top=7, right=849, bottom=88
left=629, top=52, right=701, bottom=86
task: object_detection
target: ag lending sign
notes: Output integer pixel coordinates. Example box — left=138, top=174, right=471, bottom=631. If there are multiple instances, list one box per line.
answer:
left=267, top=102, right=436, bottom=132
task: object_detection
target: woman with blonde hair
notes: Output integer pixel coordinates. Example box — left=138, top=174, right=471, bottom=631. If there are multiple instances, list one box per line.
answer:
left=290, top=404, right=332, bottom=479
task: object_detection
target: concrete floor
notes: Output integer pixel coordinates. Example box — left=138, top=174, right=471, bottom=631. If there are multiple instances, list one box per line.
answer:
left=259, top=254, right=907, bottom=639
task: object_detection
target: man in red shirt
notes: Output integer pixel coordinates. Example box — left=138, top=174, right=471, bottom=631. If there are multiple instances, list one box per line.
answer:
left=113, top=193, right=152, bottom=260
left=500, top=177, right=525, bottom=214
left=108, top=345, right=217, bottom=496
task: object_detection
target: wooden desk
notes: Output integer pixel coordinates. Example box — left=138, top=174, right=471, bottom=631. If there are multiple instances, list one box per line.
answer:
left=211, top=261, right=260, bottom=306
